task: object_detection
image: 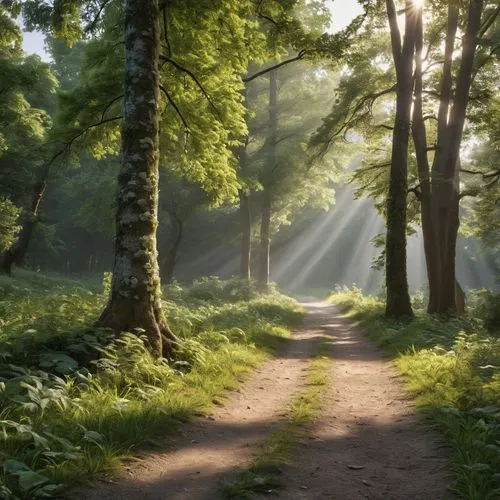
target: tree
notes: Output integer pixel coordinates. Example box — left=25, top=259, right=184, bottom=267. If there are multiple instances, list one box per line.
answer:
left=312, top=0, right=499, bottom=314
left=411, top=0, right=491, bottom=313
left=0, top=7, right=57, bottom=273
left=257, top=70, right=278, bottom=291
left=96, top=0, right=175, bottom=357
left=157, top=171, right=208, bottom=284
left=384, top=0, right=416, bottom=317
left=245, top=57, right=337, bottom=291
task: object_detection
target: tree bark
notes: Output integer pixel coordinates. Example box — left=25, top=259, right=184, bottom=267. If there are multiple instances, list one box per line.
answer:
left=97, top=0, right=174, bottom=357
left=384, top=0, right=415, bottom=317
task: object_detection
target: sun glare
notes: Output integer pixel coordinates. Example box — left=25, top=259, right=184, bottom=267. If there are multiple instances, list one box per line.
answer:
left=413, top=0, right=424, bottom=8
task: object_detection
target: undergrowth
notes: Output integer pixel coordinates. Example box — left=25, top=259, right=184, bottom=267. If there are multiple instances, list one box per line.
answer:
left=0, top=272, right=303, bottom=499
left=329, top=286, right=500, bottom=500
left=221, top=338, right=332, bottom=499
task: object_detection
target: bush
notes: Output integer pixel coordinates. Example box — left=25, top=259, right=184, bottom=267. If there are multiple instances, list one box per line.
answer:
left=186, top=276, right=258, bottom=303
left=0, top=197, right=21, bottom=253
left=469, top=288, right=500, bottom=336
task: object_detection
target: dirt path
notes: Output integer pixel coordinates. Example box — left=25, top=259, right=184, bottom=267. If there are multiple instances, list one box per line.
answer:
left=76, top=304, right=327, bottom=500
left=76, top=303, right=451, bottom=500
left=262, top=304, right=451, bottom=500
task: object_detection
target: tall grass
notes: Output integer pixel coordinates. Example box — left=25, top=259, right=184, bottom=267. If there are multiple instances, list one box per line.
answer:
left=0, top=272, right=303, bottom=498
left=329, top=287, right=500, bottom=500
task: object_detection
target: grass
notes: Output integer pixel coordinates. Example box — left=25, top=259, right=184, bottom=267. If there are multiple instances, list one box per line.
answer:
left=221, top=338, right=332, bottom=499
left=329, top=287, right=500, bottom=500
left=0, top=272, right=304, bottom=499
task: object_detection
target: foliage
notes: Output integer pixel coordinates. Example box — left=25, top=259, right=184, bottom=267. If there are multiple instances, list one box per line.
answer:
left=330, top=287, right=500, bottom=499
left=0, top=197, right=21, bottom=253
left=0, top=271, right=303, bottom=497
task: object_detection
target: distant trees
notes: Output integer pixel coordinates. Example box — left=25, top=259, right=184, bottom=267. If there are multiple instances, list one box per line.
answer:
left=0, top=8, right=57, bottom=274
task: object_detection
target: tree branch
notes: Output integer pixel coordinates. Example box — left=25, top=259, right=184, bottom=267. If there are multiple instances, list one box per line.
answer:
left=85, top=0, right=113, bottom=33
left=386, top=0, right=403, bottom=71
left=160, top=55, right=222, bottom=122
left=479, top=4, right=500, bottom=39
left=159, top=85, right=189, bottom=132
left=100, top=94, right=123, bottom=122
left=243, top=51, right=307, bottom=83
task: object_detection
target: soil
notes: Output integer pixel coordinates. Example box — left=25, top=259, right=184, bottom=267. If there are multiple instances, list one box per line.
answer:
left=74, top=302, right=451, bottom=500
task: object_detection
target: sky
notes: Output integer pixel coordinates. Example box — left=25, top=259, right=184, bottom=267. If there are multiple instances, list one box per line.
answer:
left=21, top=1, right=363, bottom=60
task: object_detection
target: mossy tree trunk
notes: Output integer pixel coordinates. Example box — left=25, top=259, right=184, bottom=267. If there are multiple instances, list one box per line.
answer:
left=97, top=0, right=174, bottom=357
left=384, top=0, right=415, bottom=318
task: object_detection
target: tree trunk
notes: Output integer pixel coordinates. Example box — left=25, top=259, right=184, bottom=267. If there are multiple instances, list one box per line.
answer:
left=236, top=86, right=251, bottom=282
left=239, top=190, right=251, bottom=281
left=411, top=8, right=442, bottom=313
left=97, top=0, right=175, bottom=357
left=257, top=70, right=278, bottom=293
left=430, top=0, right=483, bottom=313
left=384, top=0, right=415, bottom=317
left=257, top=189, right=271, bottom=292
left=0, top=163, right=51, bottom=274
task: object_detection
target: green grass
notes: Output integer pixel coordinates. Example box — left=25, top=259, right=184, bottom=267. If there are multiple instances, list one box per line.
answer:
left=329, top=287, right=500, bottom=500
left=0, top=272, right=304, bottom=499
left=221, top=339, right=332, bottom=499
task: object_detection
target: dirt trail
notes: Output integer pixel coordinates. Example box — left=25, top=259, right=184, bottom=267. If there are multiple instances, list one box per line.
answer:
left=76, top=304, right=327, bottom=500
left=77, top=303, right=451, bottom=500
left=261, top=304, right=451, bottom=500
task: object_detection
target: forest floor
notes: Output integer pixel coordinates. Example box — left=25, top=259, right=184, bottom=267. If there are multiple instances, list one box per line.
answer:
left=76, top=302, right=451, bottom=500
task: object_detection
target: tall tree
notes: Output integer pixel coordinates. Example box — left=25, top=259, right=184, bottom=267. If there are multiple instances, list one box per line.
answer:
left=257, top=70, right=278, bottom=292
left=412, top=0, right=486, bottom=313
left=313, top=0, right=498, bottom=314
left=384, top=0, right=416, bottom=317
left=96, top=0, right=175, bottom=356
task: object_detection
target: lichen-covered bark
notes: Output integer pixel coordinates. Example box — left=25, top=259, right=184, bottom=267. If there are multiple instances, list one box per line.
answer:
left=385, top=0, right=414, bottom=317
left=97, top=0, right=174, bottom=357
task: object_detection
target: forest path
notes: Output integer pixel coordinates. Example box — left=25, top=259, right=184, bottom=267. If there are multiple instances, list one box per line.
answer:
left=255, top=303, right=451, bottom=500
left=76, top=303, right=451, bottom=500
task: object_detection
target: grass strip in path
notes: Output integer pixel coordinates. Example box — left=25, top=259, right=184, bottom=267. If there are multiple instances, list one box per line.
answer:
left=220, top=337, right=332, bottom=499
